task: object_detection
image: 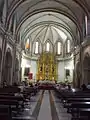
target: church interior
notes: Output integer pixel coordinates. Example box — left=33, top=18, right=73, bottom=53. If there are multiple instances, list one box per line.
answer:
left=0, top=0, right=90, bottom=120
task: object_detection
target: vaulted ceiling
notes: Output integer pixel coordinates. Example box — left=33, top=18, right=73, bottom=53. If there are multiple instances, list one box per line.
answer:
left=1, top=0, right=90, bottom=46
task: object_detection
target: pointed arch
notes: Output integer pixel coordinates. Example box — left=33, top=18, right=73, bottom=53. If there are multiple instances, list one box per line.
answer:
left=65, top=39, right=71, bottom=53
left=33, top=38, right=42, bottom=54
left=24, top=37, right=31, bottom=54
left=35, top=41, right=39, bottom=54
left=4, top=48, right=12, bottom=85
left=54, top=39, right=63, bottom=55
left=25, top=37, right=31, bottom=49
left=57, top=41, right=63, bottom=55
left=43, top=39, right=53, bottom=53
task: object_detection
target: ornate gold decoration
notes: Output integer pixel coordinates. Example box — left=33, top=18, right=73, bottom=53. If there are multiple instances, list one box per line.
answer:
left=36, top=52, right=57, bottom=81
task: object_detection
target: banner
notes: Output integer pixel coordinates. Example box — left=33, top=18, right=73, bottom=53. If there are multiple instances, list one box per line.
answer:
left=28, top=73, right=33, bottom=79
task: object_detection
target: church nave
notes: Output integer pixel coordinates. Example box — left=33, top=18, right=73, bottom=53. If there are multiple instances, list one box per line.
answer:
left=0, top=0, right=90, bottom=120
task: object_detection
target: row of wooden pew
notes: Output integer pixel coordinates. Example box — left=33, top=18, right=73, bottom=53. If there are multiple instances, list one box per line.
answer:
left=0, top=86, right=38, bottom=120
left=54, top=87, right=90, bottom=120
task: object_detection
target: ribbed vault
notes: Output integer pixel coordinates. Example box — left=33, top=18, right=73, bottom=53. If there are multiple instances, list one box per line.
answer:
left=0, top=0, right=90, bottom=50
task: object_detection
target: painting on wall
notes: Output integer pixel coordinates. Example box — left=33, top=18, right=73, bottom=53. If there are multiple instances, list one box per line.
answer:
left=24, top=68, right=29, bottom=76
left=66, top=69, right=70, bottom=76
left=28, top=73, right=33, bottom=79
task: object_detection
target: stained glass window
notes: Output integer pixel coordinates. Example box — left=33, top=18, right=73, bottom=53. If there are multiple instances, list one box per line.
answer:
left=35, top=42, right=39, bottom=54
left=57, top=42, right=62, bottom=55
left=85, top=15, right=87, bottom=35
left=67, top=40, right=70, bottom=53
left=25, top=38, right=30, bottom=50
left=46, top=42, right=50, bottom=52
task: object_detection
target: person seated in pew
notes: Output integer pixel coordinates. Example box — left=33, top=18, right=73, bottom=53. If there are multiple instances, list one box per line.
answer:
left=18, top=82, right=25, bottom=92
left=14, top=88, right=23, bottom=97
left=81, top=84, right=88, bottom=91
left=29, top=83, right=33, bottom=87
left=60, top=83, right=67, bottom=90
left=3, top=81, right=7, bottom=87
left=13, top=82, right=18, bottom=86
left=67, top=84, right=72, bottom=91
left=33, top=84, right=38, bottom=95
left=55, top=84, right=60, bottom=90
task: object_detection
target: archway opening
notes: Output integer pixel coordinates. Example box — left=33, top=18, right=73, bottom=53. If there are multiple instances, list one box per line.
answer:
left=14, top=58, right=19, bottom=84
left=0, top=48, right=2, bottom=69
left=4, top=49, right=12, bottom=85
left=83, top=53, right=90, bottom=84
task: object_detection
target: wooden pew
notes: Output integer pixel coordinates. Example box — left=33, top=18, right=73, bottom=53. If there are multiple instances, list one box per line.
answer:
left=0, top=87, right=19, bottom=93
left=54, top=88, right=90, bottom=119
left=78, top=108, right=90, bottom=119
left=12, top=116, right=36, bottom=120
left=0, top=93, right=14, bottom=96
left=71, top=102, right=90, bottom=109
left=65, top=98, right=90, bottom=105
left=0, top=95, right=25, bottom=108
left=58, top=90, right=90, bottom=104
left=0, top=99, right=19, bottom=109
left=0, top=105, right=12, bottom=120
left=0, top=95, right=24, bottom=101
left=71, top=108, right=90, bottom=120
left=67, top=98, right=90, bottom=102
left=68, top=102, right=90, bottom=120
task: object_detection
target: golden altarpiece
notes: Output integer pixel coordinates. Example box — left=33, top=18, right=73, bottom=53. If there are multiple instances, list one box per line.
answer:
left=36, top=52, right=57, bottom=81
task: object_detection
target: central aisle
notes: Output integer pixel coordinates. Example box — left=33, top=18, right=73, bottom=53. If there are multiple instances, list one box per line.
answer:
left=37, top=90, right=52, bottom=120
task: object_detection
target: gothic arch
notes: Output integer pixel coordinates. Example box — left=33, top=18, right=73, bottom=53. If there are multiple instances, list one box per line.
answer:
left=55, top=40, right=63, bottom=55
left=4, top=48, right=12, bottom=85
left=32, top=38, right=42, bottom=54
left=14, top=58, right=19, bottom=84
left=43, top=39, right=53, bottom=53
left=83, top=52, right=90, bottom=84
left=75, top=61, right=81, bottom=88
left=64, top=39, right=71, bottom=54
left=0, top=48, right=2, bottom=69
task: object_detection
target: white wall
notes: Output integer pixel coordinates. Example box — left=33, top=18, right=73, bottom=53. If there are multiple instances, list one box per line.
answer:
left=58, top=61, right=65, bottom=82
left=21, top=58, right=31, bottom=81
left=21, top=57, right=37, bottom=82
left=30, top=60, right=37, bottom=81
left=21, top=57, right=73, bottom=83
left=58, top=58, right=74, bottom=83
left=64, top=59, right=74, bottom=82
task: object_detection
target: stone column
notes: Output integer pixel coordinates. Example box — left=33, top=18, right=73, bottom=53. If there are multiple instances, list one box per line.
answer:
left=0, top=33, right=7, bottom=85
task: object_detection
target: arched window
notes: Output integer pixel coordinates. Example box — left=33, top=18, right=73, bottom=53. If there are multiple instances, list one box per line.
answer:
left=35, top=41, right=39, bottom=54
left=85, top=15, right=87, bottom=35
left=57, top=42, right=62, bottom=55
left=25, top=38, right=30, bottom=50
left=46, top=42, right=50, bottom=52
left=66, top=40, right=70, bottom=53
left=83, top=15, right=88, bottom=37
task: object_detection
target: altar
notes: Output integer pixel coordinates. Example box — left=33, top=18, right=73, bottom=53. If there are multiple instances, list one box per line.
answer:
left=36, top=52, right=57, bottom=81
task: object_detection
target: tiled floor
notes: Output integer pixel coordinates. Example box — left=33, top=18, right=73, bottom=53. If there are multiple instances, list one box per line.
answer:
left=37, top=90, right=52, bottom=120
left=33, top=90, right=72, bottom=120
left=25, top=90, right=42, bottom=114
left=51, top=90, right=72, bottom=120
left=13, top=90, right=72, bottom=120
left=30, top=90, right=43, bottom=115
